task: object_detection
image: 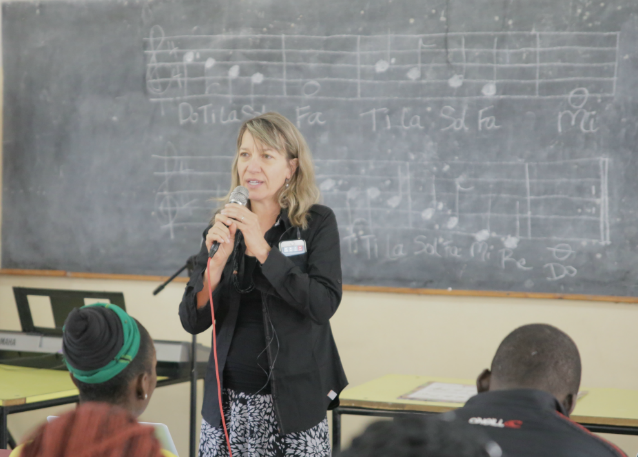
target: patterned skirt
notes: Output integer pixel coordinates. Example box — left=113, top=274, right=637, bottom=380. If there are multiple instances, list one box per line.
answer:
left=199, top=389, right=330, bottom=457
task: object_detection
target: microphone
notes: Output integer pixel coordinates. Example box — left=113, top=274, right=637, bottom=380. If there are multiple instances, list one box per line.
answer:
left=208, top=186, right=249, bottom=258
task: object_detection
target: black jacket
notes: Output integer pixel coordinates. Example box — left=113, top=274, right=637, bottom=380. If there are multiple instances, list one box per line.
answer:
left=451, top=389, right=627, bottom=457
left=179, top=204, right=348, bottom=434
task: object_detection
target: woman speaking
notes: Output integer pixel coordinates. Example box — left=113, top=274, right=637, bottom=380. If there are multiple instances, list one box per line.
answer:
left=179, top=112, right=347, bottom=457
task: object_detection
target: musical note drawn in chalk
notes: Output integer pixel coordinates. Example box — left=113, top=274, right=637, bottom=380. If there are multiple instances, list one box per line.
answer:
left=375, top=34, right=394, bottom=73
left=204, top=58, right=219, bottom=94
left=448, top=36, right=466, bottom=88
left=303, top=80, right=321, bottom=97
left=481, top=37, right=498, bottom=96
left=250, top=72, right=264, bottom=106
left=144, top=31, right=619, bottom=102
left=454, top=176, right=475, bottom=228
left=406, top=39, right=435, bottom=81
left=375, top=59, right=390, bottom=73
left=422, top=207, right=435, bottom=220
left=317, top=158, right=610, bottom=245
left=152, top=149, right=612, bottom=246
left=228, top=65, right=240, bottom=101
left=183, top=51, right=195, bottom=96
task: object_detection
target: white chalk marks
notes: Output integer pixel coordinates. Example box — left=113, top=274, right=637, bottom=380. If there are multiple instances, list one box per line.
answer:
left=153, top=143, right=233, bottom=238
left=144, top=29, right=619, bottom=102
left=316, top=157, right=611, bottom=246
left=153, top=149, right=611, bottom=246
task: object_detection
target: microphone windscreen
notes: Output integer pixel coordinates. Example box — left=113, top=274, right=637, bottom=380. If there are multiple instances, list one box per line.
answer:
left=229, top=186, right=249, bottom=206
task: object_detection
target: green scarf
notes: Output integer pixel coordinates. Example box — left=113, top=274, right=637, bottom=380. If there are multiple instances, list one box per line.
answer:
left=64, top=303, right=141, bottom=384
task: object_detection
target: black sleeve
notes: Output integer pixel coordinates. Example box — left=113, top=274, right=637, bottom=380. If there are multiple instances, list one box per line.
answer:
left=178, top=226, right=224, bottom=335
left=260, top=209, right=342, bottom=325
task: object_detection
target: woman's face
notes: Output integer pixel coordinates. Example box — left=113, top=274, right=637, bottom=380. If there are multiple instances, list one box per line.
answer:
left=237, top=130, right=296, bottom=204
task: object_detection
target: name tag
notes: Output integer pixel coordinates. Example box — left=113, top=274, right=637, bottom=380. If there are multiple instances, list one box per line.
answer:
left=279, top=240, right=307, bottom=256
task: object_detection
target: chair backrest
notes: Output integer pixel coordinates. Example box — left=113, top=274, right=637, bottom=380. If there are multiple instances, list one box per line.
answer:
left=13, top=287, right=126, bottom=336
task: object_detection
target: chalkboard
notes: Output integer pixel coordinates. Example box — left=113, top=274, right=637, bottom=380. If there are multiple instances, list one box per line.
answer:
left=4, top=0, right=638, bottom=297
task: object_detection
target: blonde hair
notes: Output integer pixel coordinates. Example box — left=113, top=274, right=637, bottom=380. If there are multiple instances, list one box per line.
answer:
left=217, top=112, right=321, bottom=229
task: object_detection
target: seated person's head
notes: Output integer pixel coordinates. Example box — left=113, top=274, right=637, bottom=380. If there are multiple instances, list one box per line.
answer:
left=338, top=416, right=502, bottom=457
left=21, top=402, right=163, bottom=457
left=477, top=323, right=581, bottom=415
left=63, top=303, right=157, bottom=418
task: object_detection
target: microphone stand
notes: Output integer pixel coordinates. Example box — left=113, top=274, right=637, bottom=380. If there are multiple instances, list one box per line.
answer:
left=152, top=256, right=196, bottom=295
left=153, top=256, right=198, bottom=457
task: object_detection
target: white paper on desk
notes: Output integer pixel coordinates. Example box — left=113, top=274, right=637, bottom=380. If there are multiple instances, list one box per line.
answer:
left=399, top=382, right=478, bottom=403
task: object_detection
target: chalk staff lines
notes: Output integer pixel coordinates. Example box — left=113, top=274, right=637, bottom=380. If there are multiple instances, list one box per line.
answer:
left=144, top=27, right=619, bottom=102
left=153, top=143, right=233, bottom=238
left=319, top=157, right=611, bottom=245
left=153, top=150, right=611, bottom=245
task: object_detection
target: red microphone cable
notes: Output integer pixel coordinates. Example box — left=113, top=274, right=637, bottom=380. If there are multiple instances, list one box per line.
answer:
left=207, top=257, right=233, bottom=457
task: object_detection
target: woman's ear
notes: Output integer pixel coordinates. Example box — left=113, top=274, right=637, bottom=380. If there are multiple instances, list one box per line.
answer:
left=135, top=372, right=150, bottom=401
left=287, top=158, right=299, bottom=180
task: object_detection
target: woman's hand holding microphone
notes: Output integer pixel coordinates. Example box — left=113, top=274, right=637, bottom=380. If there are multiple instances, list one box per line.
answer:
left=205, top=213, right=238, bottom=268
left=198, top=203, right=272, bottom=308
left=219, top=204, right=271, bottom=264
left=196, top=211, right=240, bottom=309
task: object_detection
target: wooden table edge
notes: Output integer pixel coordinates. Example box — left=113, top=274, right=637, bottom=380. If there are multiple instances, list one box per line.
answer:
left=0, top=398, right=26, bottom=407
left=0, top=376, right=178, bottom=409
left=339, top=399, right=456, bottom=413
left=571, top=415, right=638, bottom=428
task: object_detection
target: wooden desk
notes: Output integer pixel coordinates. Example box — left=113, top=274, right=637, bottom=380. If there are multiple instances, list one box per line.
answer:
left=0, top=364, right=193, bottom=450
left=333, top=375, right=638, bottom=452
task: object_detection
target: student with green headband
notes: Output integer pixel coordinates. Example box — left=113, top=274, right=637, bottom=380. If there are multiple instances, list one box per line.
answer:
left=63, top=303, right=156, bottom=416
left=9, top=303, right=177, bottom=457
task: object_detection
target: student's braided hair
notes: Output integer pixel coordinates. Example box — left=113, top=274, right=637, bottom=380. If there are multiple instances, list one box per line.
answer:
left=21, top=402, right=162, bottom=457
left=63, top=306, right=154, bottom=403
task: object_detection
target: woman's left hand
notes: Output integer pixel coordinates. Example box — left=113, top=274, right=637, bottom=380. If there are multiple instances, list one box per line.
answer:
left=220, top=204, right=271, bottom=263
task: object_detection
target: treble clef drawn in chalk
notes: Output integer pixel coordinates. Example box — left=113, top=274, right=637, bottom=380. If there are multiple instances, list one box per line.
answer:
left=154, top=142, right=197, bottom=239
left=146, top=25, right=176, bottom=95
left=144, top=31, right=619, bottom=104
